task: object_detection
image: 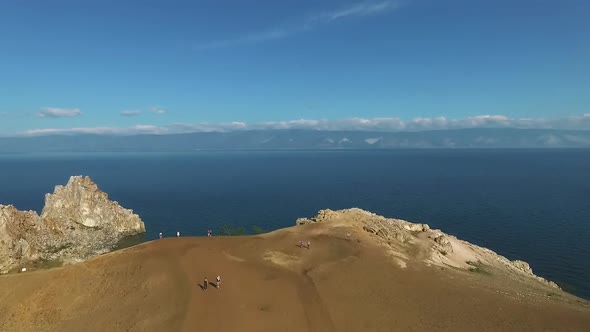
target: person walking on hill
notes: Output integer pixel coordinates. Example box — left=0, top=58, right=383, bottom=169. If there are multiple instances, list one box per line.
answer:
left=307, top=240, right=311, bottom=249
left=159, top=232, right=162, bottom=239
left=204, top=277, right=208, bottom=290
left=216, top=275, right=221, bottom=289
left=177, top=231, right=180, bottom=237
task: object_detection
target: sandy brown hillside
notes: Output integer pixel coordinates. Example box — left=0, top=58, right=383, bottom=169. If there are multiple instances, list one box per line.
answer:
left=1, top=211, right=589, bottom=332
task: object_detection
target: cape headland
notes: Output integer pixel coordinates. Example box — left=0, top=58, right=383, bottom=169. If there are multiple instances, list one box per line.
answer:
left=0, top=179, right=589, bottom=331
left=0, top=176, right=145, bottom=273
left=296, top=208, right=560, bottom=289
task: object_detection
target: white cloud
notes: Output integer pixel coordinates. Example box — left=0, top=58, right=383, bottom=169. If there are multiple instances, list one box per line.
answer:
left=197, top=1, right=401, bottom=49
left=308, top=1, right=400, bottom=25
left=19, top=114, right=590, bottom=136
left=166, top=121, right=247, bottom=133
left=38, top=107, right=81, bottom=118
left=150, top=106, right=167, bottom=114
left=407, top=117, right=448, bottom=130
left=461, top=115, right=511, bottom=127
left=251, top=117, right=405, bottom=131
left=120, top=110, right=142, bottom=116
left=23, top=125, right=165, bottom=136
left=120, top=107, right=169, bottom=116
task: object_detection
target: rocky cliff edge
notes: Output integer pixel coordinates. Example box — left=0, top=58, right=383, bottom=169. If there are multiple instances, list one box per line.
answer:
left=0, top=176, right=145, bottom=273
left=296, top=208, right=559, bottom=289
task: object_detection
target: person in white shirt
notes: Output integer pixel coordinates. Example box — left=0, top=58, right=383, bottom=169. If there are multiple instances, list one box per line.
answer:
left=177, top=231, right=180, bottom=237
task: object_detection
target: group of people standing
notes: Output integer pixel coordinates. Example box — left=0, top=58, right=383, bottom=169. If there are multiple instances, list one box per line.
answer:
left=157, top=231, right=180, bottom=239
left=158, top=229, right=213, bottom=239
left=155, top=230, right=221, bottom=291
left=203, top=275, right=221, bottom=290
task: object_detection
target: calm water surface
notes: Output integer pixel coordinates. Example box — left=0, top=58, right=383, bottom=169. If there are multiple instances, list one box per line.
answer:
left=1, top=149, right=589, bottom=299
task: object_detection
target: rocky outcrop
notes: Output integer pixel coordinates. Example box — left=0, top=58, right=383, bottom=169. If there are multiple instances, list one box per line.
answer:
left=296, top=208, right=559, bottom=290
left=433, top=234, right=454, bottom=254
left=510, top=259, right=558, bottom=287
left=0, top=176, right=145, bottom=273
left=513, top=260, right=534, bottom=274
left=296, top=208, right=430, bottom=244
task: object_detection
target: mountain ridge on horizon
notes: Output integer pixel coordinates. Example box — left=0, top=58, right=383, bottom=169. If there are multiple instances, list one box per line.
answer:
left=2, top=128, right=590, bottom=153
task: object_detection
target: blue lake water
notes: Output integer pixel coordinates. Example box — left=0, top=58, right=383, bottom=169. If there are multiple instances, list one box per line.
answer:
left=0, top=149, right=589, bottom=299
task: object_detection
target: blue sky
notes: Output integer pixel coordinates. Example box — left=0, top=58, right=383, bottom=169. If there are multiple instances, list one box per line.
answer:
left=1, top=0, right=589, bottom=135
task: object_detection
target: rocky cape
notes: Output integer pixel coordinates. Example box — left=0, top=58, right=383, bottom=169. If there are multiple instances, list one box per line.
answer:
left=0, top=176, right=145, bottom=273
left=296, top=208, right=559, bottom=289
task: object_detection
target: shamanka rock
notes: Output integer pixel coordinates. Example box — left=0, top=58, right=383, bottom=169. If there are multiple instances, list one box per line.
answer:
left=0, top=176, right=145, bottom=273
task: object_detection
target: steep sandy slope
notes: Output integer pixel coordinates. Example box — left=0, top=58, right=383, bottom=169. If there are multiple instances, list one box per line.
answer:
left=0, top=210, right=588, bottom=331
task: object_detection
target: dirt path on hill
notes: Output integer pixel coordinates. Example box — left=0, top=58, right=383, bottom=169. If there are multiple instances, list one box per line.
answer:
left=296, top=269, right=337, bottom=332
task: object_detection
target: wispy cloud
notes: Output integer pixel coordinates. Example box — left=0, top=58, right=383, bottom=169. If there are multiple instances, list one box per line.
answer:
left=38, top=107, right=82, bottom=118
left=307, top=0, right=400, bottom=25
left=150, top=106, right=167, bottom=114
left=120, top=110, right=142, bottom=116
left=197, top=1, right=401, bottom=49
left=120, top=107, right=168, bottom=116
left=24, top=125, right=165, bottom=136
left=20, top=114, right=590, bottom=136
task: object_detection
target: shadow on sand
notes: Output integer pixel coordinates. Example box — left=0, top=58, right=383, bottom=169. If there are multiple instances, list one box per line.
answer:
left=198, top=282, right=218, bottom=290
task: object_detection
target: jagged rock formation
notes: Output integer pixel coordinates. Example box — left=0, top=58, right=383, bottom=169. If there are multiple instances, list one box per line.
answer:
left=296, top=208, right=559, bottom=289
left=513, top=260, right=534, bottom=274
left=0, top=176, right=145, bottom=273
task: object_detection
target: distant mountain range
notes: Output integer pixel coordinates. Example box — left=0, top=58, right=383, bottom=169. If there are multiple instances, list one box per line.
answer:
left=1, top=128, right=590, bottom=153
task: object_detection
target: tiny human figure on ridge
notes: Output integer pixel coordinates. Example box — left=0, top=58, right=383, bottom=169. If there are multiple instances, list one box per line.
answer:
left=177, top=231, right=180, bottom=237
left=159, top=232, right=162, bottom=239
left=216, top=275, right=221, bottom=289
left=307, top=240, right=311, bottom=249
